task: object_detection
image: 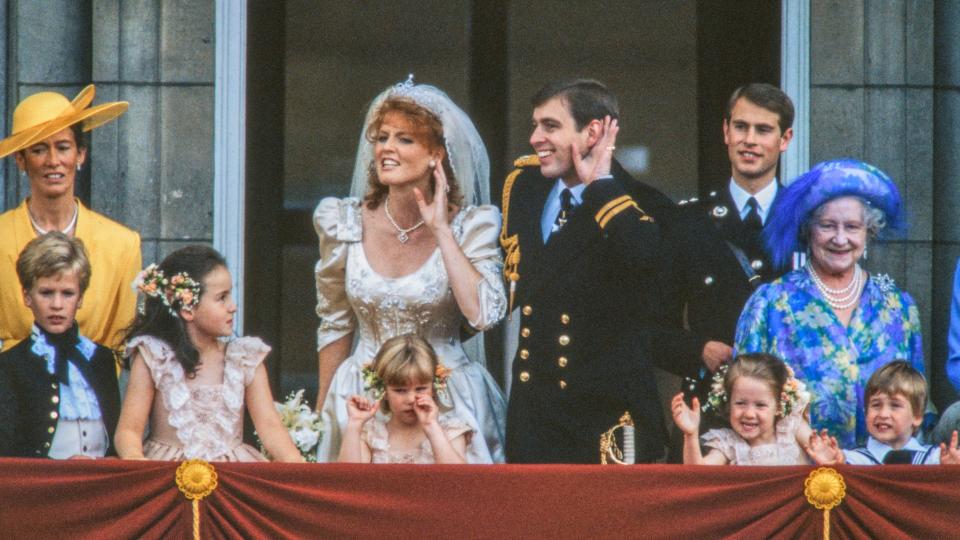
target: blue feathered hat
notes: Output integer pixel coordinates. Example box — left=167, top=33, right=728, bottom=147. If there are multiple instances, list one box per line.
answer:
left=764, top=159, right=905, bottom=270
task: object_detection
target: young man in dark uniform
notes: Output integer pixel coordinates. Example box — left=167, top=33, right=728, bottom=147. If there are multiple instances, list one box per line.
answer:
left=500, top=79, right=672, bottom=463
left=662, top=83, right=795, bottom=397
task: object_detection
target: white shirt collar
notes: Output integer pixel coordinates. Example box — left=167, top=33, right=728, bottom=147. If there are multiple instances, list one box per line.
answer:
left=866, top=435, right=924, bottom=461
left=551, top=179, right=586, bottom=206
left=540, top=179, right=587, bottom=243
left=728, top=178, right=778, bottom=223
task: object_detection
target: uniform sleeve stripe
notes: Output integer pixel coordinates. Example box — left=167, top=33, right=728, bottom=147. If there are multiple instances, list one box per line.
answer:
left=594, top=195, right=633, bottom=224
left=597, top=199, right=638, bottom=229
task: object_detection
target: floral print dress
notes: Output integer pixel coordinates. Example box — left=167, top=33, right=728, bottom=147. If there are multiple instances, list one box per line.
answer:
left=734, top=269, right=923, bottom=447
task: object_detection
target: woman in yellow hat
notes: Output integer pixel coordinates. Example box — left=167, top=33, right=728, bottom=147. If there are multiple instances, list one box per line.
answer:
left=0, top=85, right=141, bottom=352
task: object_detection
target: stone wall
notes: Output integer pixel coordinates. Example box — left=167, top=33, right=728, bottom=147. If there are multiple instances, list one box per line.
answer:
left=2, top=0, right=215, bottom=266
left=810, top=0, right=957, bottom=407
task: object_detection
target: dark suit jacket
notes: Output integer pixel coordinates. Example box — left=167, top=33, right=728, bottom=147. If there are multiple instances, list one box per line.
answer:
left=501, top=156, right=668, bottom=463
left=657, top=183, right=786, bottom=379
left=0, top=335, right=121, bottom=457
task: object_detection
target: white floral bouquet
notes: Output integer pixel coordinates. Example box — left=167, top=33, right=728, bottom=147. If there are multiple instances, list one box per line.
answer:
left=258, top=389, right=323, bottom=462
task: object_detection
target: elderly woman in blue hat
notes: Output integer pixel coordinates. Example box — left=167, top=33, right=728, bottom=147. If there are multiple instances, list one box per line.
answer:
left=734, top=159, right=922, bottom=447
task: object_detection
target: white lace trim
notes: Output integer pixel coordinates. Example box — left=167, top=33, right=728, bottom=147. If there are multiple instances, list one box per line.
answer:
left=127, top=335, right=268, bottom=460
left=363, top=413, right=472, bottom=464
left=30, top=325, right=102, bottom=421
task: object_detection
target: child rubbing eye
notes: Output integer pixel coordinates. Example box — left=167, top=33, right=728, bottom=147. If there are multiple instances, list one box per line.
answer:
left=338, top=334, right=471, bottom=464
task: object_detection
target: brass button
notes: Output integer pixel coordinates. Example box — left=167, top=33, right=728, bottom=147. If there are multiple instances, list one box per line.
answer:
left=560, top=314, right=570, bottom=325
left=50, top=411, right=58, bottom=420
left=44, top=442, right=51, bottom=448
left=519, top=371, right=530, bottom=382
left=519, top=349, right=530, bottom=360
left=521, top=327, right=531, bottom=338
left=51, top=395, right=59, bottom=404
left=558, top=356, right=568, bottom=368
left=47, top=427, right=55, bottom=434
left=522, top=305, right=533, bottom=316
left=559, top=380, right=567, bottom=390
left=704, top=276, right=714, bottom=286
left=559, top=335, right=570, bottom=346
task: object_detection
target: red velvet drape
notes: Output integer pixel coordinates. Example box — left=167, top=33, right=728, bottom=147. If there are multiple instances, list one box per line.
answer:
left=1, top=460, right=957, bottom=539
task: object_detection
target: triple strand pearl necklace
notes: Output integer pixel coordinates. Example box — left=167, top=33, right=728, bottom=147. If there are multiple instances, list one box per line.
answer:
left=28, top=201, right=78, bottom=235
left=807, top=262, right=864, bottom=310
left=384, top=195, right=424, bottom=244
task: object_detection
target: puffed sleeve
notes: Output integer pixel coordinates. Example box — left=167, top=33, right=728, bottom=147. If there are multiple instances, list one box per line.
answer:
left=225, top=336, right=271, bottom=386
left=700, top=428, right=738, bottom=463
left=126, top=335, right=175, bottom=380
left=457, top=205, right=507, bottom=331
left=314, top=197, right=361, bottom=351
left=439, top=412, right=474, bottom=445
left=733, top=284, right=773, bottom=357
left=126, top=335, right=190, bottom=411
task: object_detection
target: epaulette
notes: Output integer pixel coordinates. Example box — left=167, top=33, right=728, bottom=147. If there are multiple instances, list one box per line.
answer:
left=513, top=154, right=540, bottom=168
left=594, top=195, right=652, bottom=229
left=500, top=155, right=538, bottom=315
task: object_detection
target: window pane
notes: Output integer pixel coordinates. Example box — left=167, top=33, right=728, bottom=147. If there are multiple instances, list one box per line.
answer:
left=507, top=0, right=698, bottom=200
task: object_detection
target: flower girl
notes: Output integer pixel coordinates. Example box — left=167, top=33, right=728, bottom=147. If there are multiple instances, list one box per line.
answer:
left=338, top=334, right=472, bottom=464
left=114, top=246, right=303, bottom=462
left=672, top=353, right=829, bottom=465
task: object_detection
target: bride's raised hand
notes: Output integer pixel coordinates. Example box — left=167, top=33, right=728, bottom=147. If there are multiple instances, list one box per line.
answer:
left=414, top=162, right=451, bottom=235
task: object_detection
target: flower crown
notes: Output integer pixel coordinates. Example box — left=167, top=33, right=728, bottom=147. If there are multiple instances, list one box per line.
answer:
left=702, top=363, right=810, bottom=418
left=133, top=263, right=201, bottom=318
left=360, top=361, right=452, bottom=402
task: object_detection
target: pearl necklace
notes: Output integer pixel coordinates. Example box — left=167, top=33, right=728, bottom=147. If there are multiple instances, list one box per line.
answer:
left=384, top=196, right=424, bottom=244
left=28, top=202, right=78, bottom=235
left=807, top=263, right=863, bottom=310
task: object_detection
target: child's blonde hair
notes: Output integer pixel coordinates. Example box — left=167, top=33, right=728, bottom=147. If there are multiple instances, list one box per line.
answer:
left=16, top=231, right=91, bottom=293
left=865, top=360, right=926, bottom=419
left=372, top=334, right=439, bottom=412
left=724, top=353, right=788, bottom=417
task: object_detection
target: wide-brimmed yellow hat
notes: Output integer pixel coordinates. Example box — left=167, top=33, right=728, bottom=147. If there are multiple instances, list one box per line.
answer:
left=0, top=85, right=128, bottom=159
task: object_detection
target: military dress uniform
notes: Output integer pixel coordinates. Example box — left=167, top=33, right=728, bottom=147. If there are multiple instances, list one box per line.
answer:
left=659, top=185, right=785, bottom=384
left=500, top=156, right=668, bottom=464
left=0, top=329, right=120, bottom=458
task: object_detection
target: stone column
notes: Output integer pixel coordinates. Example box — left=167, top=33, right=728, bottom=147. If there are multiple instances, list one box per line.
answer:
left=3, top=1, right=214, bottom=265
left=810, top=0, right=936, bottom=385
left=4, top=0, right=92, bottom=207
left=91, top=0, right=215, bottom=264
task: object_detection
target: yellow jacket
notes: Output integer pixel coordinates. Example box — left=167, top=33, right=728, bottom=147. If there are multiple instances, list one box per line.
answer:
left=0, top=200, right=141, bottom=351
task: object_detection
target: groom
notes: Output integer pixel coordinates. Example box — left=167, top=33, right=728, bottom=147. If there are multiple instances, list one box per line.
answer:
left=500, top=79, right=671, bottom=463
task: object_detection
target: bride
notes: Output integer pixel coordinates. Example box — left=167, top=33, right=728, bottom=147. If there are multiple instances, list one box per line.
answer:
left=313, top=78, right=507, bottom=463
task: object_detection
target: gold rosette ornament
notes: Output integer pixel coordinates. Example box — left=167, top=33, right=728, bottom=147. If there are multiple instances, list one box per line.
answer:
left=176, top=460, right=218, bottom=540
left=804, top=467, right=846, bottom=540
